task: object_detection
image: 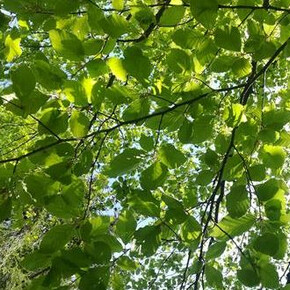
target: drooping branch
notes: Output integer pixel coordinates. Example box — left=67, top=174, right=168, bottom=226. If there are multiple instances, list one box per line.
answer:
left=89, top=84, right=246, bottom=137
left=179, top=250, right=192, bottom=290
left=83, top=131, right=109, bottom=219
left=0, top=34, right=287, bottom=168
left=117, top=0, right=171, bottom=43
left=218, top=4, right=290, bottom=12
left=192, top=37, right=289, bottom=289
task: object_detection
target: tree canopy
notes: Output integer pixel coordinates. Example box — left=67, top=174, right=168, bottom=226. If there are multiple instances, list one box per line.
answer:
left=0, top=0, right=289, bottom=289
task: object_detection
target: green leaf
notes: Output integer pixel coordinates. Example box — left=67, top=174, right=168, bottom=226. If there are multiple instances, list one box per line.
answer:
left=45, top=160, right=72, bottom=184
left=261, top=145, right=286, bottom=169
left=122, top=98, right=150, bottom=121
left=112, top=0, right=124, bottom=10
left=4, top=34, right=22, bottom=62
left=205, top=265, right=223, bottom=288
left=190, top=0, right=218, bottom=29
left=196, top=38, right=218, bottom=65
left=127, top=190, right=160, bottom=217
left=60, top=248, right=92, bottom=268
left=253, top=233, right=279, bottom=256
left=158, top=143, right=186, bottom=168
left=195, top=170, right=214, bottom=186
left=172, top=29, right=202, bottom=49
left=211, top=56, right=235, bottom=73
left=83, top=39, right=103, bottom=56
left=107, top=58, right=127, bottom=82
left=182, top=185, right=198, bottom=208
left=248, top=164, right=266, bottom=181
left=105, top=85, right=134, bottom=105
left=146, top=108, right=185, bottom=132
left=0, top=12, right=10, bottom=31
left=255, top=179, right=284, bottom=202
left=45, top=179, right=85, bottom=218
left=273, top=232, right=287, bottom=260
left=11, top=64, right=35, bottom=99
left=99, top=14, right=128, bottom=38
left=63, top=80, right=88, bottom=106
left=111, top=272, right=125, bottom=290
left=237, top=269, right=260, bottom=287
left=38, top=108, right=68, bottom=136
left=74, top=149, right=93, bottom=176
left=25, top=173, right=58, bottom=204
left=211, top=214, right=255, bottom=240
left=49, top=29, right=84, bottom=60
left=40, top=224, right=75, bottom=254
left=133, top=7, right=155, bottom=28
left=223, top=103, right=245, bottom=127
left=139, top=134, right=154, bottom=151
left=263, top=110, right=290, bottom=130
left=0, top=196, right=12, bottom=222
left=87, top=59, right=108, bottom=78
left=115, top=210, right=137, bottom=243
left=180, top=216, right=201, bottom=242
left=265, top=199, right=282, bottom=221
left=159, top=6, right=185, bottom=27
left=203, top=149, right=219, bottom=170
left=5, top=90, right=48, bottom=118
left=192, top=115, right=214, bottom=143
left=260, top=263, right=279, bottom=289
left=84, top=241, right=111, bottom=264
left=21, top=251, right=51, bottom=271
left=206, top=242, right=227, bottom=260
left=163, top=194, right=187, bottom=224
left=223, top=155, right=244, bottom=181
left=87, top=6, right=104, bottom=33
left=33, top=60, right=66, bottom=90
left=166, top=49, right=191, bottom=73
left=140, top=162, right=168, bottom=190
left=105, top=149, right=144, bottom=177
left=69, top=110, right=90, bottom=138
left=258, top=128, right=280, bottom=143
left=52, top=0, right=79, bottom=15
left=80, top=216, right=111, bottom=241
left=214, top=26, right=242, bottom=51
left=134, top=225, right=161, bottom=256
left=178, top=119, right=194, bottom=144
left=123, top=46, right=152, bottom=82
left=232, top=58, right=252, bottom=77
left=251, top=40, right=276, bottom=61
left=79, top=267, right=110, bottom=290
left=117, top=256, right=139, bottom=271
left=226, top=185, right=249, bottom=218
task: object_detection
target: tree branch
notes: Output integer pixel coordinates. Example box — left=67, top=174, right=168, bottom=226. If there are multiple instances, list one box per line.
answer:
left=117, top=0, right=171, bottom=43
left=218, top=4, right=290, bottom=12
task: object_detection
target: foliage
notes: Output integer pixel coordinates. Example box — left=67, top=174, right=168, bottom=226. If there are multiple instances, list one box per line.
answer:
left=0, top=0, right=289, bottom=289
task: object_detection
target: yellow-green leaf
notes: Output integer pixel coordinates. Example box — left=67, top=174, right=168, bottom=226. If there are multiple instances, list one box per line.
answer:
left=4, top=34, right=22, bottom=62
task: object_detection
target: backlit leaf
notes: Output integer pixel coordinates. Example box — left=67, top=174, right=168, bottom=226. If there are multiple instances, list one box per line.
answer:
left=214, top=26, right=242, bottom=51
left=105, top=149, right=144, bottom=177
left=4, top=34, right=22, bottom=62
left=49, top=29, right=84, bottom=60
left=253, top=232, right=279, bottom=256
left=140, top=162, right=168, bottom=190
left=158, top=143, right=186, bottom=168
left=40, top=224, right=75, bottom=254
left=190, top=0, right=218, bottom=29
left=211, top=214, right=255, bottom=240
left=69, top=110, right=90, bottom=138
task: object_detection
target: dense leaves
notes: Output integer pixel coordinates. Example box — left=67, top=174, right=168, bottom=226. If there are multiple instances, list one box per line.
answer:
left=0, top=0, right=289, bottom=289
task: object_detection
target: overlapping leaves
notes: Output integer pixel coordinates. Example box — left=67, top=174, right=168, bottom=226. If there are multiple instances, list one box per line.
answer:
left=0, top=0, right=289, bottom=289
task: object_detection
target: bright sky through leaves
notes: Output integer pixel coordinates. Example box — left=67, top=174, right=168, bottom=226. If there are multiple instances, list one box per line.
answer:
left=0, top=0, right=289, bottom=289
